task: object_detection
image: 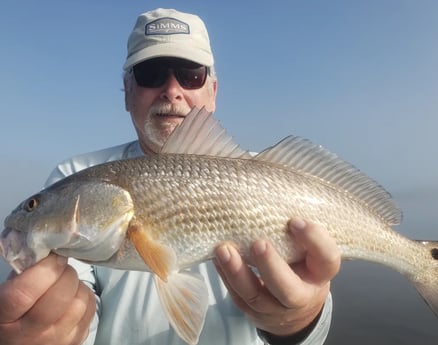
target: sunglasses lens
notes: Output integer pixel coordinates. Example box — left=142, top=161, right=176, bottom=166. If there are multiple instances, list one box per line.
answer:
left=175, top=66, right=207, bottom=89
left=132, top=58, right=208, bottom=89
left=133, top=61, right=168, bottom=88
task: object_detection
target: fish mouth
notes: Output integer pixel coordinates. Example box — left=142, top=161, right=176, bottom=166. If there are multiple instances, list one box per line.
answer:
left=0, top=228, right=36, bottom=274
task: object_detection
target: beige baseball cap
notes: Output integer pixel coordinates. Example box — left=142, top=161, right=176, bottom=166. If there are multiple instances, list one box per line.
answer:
left=123, top=8, right=214, bottom=70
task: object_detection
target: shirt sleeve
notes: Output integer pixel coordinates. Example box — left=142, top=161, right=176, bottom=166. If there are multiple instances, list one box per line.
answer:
left=298, top=293, right=332, bottom=345
left=258, top=293, right=332, bottom=345
left=69, top=259, right=100, bottom=345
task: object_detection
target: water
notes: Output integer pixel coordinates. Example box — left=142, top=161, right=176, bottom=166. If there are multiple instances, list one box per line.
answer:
left=1, top=192, right=437, bottom=343
left=325, top=191, right=438, bottom=344
left=326, top=261, right=438, bottom=344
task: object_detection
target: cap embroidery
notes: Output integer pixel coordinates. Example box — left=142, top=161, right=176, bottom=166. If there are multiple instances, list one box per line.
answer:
left=145, top=17, right=190, bottom=35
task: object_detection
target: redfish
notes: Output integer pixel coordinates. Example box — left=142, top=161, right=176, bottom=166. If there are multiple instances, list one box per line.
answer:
left=1, top=108, right=438, bottom=344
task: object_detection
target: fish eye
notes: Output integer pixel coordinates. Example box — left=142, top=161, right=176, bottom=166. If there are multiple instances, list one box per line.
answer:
left=25, top=197, right=39, bottom=212
left=431, top=248, right=438, bottom=260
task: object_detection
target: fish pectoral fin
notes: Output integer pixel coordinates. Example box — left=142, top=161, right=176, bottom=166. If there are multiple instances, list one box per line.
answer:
left=127, top=222, right=176, bottom=281
left=154, top=271, right=209, bottom=345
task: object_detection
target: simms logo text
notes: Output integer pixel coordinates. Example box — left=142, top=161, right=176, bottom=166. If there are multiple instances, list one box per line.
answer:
left=146, top=18, right=190, bottom=35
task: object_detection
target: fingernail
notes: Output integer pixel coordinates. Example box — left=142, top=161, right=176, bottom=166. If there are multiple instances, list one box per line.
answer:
left=252, top=240, right=267, bottom=256
left=289, top=219, right=306, bottom=232
left=215, top=245, right=231, bottom=264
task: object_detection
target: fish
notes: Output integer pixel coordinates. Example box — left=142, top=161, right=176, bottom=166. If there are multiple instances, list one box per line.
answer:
left=1, top=107, right=438, bottom=344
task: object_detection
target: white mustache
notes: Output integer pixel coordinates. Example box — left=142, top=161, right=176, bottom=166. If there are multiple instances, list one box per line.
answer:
left=148, top=103, right=191, bottom=117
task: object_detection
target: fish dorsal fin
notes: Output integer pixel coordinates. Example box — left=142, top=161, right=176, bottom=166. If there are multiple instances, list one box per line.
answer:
left=160, top=107, right=251, bottom=158
left=255, top=136, right=402, bottom=225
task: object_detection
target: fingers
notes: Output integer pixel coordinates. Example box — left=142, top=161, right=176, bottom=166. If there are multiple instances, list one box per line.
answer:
left=288, top=219, right=340, bottom=284
left=0, top=254, right=68, bottom=323
left=247, top=219, right=340, bottom=309
left=55, top=281, right=96, bottom=343
left=23, top=265, right=79, bottom=328
left=75, top=286, right=96, bottom=343
left=250, top=240, right=311, bottom=308
left=0, top=255, right=96, bottom=345
left=215, top=219, right=340, bottom=310
left=215, top=245, right=278, bottom=314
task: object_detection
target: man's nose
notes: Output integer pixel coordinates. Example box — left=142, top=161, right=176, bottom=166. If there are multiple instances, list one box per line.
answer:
left=160, top=72, right=183, bottom=102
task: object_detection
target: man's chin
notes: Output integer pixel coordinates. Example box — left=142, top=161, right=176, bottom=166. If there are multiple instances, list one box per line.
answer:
left=141, top=129, right=172, bottom=152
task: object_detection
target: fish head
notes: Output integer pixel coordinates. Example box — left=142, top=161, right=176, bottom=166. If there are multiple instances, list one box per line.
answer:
left=0, top=182, right=88, bottom=273
left=1, top=179, right=134, bottom=273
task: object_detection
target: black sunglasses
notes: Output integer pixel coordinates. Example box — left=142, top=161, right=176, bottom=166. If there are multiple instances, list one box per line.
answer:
left=132, top=58, right=209, bottom=89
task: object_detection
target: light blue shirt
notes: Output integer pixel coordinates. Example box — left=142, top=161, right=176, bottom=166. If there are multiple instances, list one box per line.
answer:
left=45, top=141, right=332, bottom=345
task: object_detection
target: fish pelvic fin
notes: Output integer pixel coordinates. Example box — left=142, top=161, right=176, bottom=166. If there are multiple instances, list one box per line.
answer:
left=154, top=271, right=209, bottom=345
left=413, top=240, right=438, bottom=317
left=127, top=222, right=176, bottom=281
left=127, top=221, right=209, bottom=344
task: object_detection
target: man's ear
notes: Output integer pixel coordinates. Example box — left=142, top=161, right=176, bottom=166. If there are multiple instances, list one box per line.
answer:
left=210, top=80, right=218, bottom=112
left=124, top=75, right=131, bottom=112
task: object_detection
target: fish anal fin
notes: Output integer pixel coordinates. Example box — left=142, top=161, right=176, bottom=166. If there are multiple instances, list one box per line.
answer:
left=155, top=272, right=208, bottom=345
left=127, top=222, right=176, bottom=282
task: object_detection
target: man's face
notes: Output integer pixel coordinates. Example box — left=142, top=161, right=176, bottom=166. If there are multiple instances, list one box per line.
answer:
left=124, top=58, right=217, bottom=154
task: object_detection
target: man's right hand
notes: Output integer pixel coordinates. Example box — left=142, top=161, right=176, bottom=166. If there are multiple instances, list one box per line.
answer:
left=0, top=254, right=96, bottom=345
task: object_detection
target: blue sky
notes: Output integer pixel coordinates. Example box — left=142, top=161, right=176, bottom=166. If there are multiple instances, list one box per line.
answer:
left=0, top=0, right=437, bottom=255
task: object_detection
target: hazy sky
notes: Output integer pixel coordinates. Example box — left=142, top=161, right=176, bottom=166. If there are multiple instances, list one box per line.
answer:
left=1, top=1, right=438, bottom=277
left=1, top=3, right=438, bottom=340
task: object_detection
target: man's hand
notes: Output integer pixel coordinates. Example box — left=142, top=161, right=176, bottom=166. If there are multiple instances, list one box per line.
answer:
left=214, top=219, right=341, bottom=337
left=0, top=254, right=96, bottom=345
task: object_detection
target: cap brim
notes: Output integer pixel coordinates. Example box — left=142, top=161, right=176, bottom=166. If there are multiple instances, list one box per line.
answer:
left=123, top=44, right=214, bottom=70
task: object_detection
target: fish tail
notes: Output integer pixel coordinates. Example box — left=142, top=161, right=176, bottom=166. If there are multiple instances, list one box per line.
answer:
left=413, top=240, right=438, bottom=316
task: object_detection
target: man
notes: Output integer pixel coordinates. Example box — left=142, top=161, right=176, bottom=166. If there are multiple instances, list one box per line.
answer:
left=0, top=8, right=340, bottom=345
